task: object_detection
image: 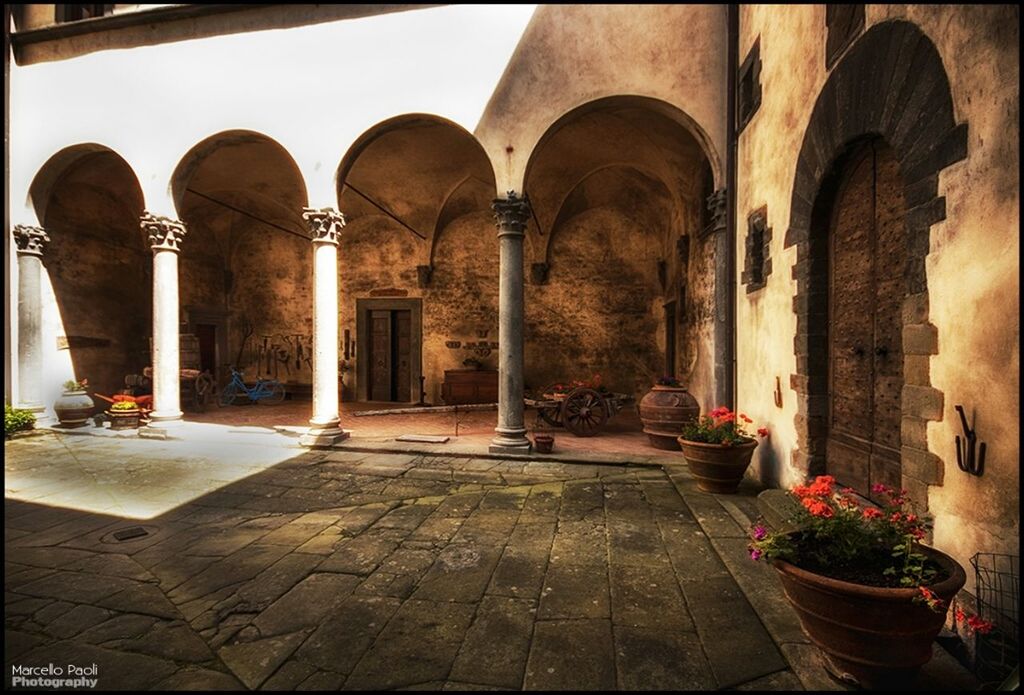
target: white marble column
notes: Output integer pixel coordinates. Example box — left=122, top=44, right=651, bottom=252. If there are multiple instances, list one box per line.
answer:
left=300, top=207, right=349, bottom=447
left=490, top=192, right=532, bottom=454
left=13, top=225, right=49, bottom=413
left=141, top=212, right=187, bottom=425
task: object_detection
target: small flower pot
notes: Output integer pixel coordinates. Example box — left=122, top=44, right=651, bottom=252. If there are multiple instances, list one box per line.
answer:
left=108, top=409, right=141, bottom=430
left=639, top=386, right=700, bottom=450
left=54, top=390, right=96, bottom=428
left=677, top=437, right=758, bottom=493
left=533, top=434, right=554, bottom=454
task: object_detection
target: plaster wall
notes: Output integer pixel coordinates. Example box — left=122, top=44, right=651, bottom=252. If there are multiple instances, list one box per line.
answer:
left=736, top=5, right=1019, bottom=573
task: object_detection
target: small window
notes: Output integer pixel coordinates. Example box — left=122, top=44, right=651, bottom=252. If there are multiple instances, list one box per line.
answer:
left=742, top=206, right=772, bottom=293
left=56, top=5, right=115, bottom=23
left=826, top=5, right=865, bottom=70
left=737, top=38, right=762, bottom=134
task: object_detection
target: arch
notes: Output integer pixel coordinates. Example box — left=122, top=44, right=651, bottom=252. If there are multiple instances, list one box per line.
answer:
left=784, top=20, right=967, bottom=504
left=29, top=144, right=145, bottom=227
left=427, top=174, right=495, bottom=268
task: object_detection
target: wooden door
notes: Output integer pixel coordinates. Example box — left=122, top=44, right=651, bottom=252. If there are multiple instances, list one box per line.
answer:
left=827, top=141, right=905, bottom=502
left=393, top=310, right=411, bottom=402
left=195, top=324, right=217, bottom=376
left=369, top=310, right=391, bottom=401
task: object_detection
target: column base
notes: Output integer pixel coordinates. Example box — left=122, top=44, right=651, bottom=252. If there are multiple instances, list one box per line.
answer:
left=489, top=427, right=532, bottom=455
left=148, top=410, right=184, bottom=424
left=300, top=419, right=349, bottom=448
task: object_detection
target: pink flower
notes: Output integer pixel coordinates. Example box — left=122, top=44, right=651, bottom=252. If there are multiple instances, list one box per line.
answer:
left=872, top=483, right=889, bottom=494
left=752, top=525, right=767, bottom=541
left=749, top=547, right=762, bottom=561
left=862, top=507, right=883, bottom=520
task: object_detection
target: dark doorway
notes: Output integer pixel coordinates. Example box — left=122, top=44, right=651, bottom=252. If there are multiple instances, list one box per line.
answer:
left=367, top=309, right=412, bottom=402
left=195, top=324, right=217, bottom=375
left=827, top=140, right=905, bottom=502
left=356, top=298, right=422, bottom=403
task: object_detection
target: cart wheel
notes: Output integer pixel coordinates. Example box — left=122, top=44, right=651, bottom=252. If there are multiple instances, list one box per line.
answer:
left=194, top=372, right=215, bottom=412
left=560, top=388, right=609, bottom=437
left=258, top=382, right=286, bottom=405
left=538, top=405, right=564, bottom=428
left=218, top=383, right=239, bottom=407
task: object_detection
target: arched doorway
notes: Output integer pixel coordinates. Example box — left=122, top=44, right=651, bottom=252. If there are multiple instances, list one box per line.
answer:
left=825, top=139, right=906, bottom=500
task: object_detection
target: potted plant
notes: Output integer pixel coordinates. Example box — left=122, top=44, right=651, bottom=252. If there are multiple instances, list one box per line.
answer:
left=107, top=399, right=142, bottom=430
left=748, top=478, right=978, bottom=689
left=54, top=378, right=95, bottom=428
left=676, top=406, right=768, bottom=492
left=638, top=375, right=700, bottom=450
left=533, top=432, right=554, bottom=453
left=5, top=404, right=36, bottom=439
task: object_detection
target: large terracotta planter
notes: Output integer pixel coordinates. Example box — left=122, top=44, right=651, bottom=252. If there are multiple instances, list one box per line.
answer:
left=773, top=545, right=967, bottom=689
left=677, top=437, right=757, bottom=493
left=639, top=386, right=700, bottom=450
left=108, top=409, right=141, bottom=430
left=53, top=390, right=95, bottom=428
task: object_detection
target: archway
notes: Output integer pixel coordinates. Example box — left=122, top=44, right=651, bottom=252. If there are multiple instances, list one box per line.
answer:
left=786, top=21, right=967, bottom=508
left=29, top=145, right=148, bottom=398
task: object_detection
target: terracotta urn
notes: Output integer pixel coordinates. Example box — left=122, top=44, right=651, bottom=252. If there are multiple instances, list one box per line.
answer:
left=677, top=437, right=758, bottom=493
left=638, top=385, right=700, bottom=450
left=53, top=389, right=96, bottom=428
left=773, top=545, right=967, bottom=689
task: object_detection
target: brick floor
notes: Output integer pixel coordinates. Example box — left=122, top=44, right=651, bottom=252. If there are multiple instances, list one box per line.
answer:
left=4, top=432, right=979, bottom=691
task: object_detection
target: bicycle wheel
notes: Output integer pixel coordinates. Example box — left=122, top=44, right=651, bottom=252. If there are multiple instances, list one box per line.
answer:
left=218, top=383, right=239, bottom=407
left=257, top=382, right=286, bottom=405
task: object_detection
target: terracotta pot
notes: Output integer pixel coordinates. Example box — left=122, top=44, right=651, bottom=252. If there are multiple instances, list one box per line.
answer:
left=54, top=390, right=96, bottom=428
left=108, top=409, right=141, bottom=430
left=773, top=545, right=967, bottom=689
left=639, top=385, right=700, bottom=450
left=534, top=434, right=554, bottom=454
left=677, top=437, right=757, bottom=493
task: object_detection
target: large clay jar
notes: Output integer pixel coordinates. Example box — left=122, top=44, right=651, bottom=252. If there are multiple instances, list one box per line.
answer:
left=677, top=437, right=758, bottom=493
left=773, top=544, right=967, bottom=689
left=54, top=389, right=96, bottom=428
left=639, top=386, right=700, bottom=450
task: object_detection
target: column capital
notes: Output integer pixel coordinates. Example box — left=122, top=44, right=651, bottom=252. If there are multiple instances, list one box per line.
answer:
left=704, top=188, right=727, bottom=236
left=303, top=207, right=346, bottom=244
left=13, top=225, right=49, bottom=256
left=141, top=211, right=188, bottom=252
left=493, top=190, right=530, bottom=237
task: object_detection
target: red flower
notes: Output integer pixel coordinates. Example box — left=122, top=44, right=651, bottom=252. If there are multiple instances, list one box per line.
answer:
left=862, top=507, right=883, bottom=520
left=740, top=413, right=753, bottom=423
left=967, top=615, right=994, bottom=634
left=801, top=497, right=833, bottom=517
left=890, top=512, right=903, bottom=523
left=757, top=427, right=769, bottom=437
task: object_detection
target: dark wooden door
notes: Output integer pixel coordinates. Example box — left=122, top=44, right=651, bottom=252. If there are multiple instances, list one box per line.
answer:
left=196, top=324, right=217, bottom=375
left=369, top=310, right=391, bottom=401
left=827, top=141, right=905, bottom=502
left=393, top=310, right=411, bottom=402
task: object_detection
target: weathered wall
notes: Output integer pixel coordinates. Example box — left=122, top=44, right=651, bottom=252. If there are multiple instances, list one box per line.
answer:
left=736, top=5, right=1019, bottom=574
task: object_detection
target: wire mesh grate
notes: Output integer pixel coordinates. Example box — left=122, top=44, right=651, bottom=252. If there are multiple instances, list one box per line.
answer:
left=970, top=552, right=1019, bottom=684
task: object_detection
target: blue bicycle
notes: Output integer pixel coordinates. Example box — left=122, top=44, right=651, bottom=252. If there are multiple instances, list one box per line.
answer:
left=217, top=367, right=286, bottom=406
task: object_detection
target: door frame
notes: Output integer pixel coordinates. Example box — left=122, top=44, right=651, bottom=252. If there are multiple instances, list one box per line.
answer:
left=355, top=298, right=422, bottom=403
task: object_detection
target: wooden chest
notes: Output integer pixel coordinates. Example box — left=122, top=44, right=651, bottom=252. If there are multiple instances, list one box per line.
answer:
left=441, top=369, right=498, bottom=405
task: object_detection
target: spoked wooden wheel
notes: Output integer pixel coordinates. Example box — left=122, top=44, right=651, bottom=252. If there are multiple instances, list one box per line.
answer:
left=538, top=405, right=564, bottom=427
left=560, top=388, right=609, bottom=437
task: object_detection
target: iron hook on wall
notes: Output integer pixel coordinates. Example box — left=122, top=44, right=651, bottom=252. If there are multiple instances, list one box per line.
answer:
left=954, top=404, right=985, bottom=477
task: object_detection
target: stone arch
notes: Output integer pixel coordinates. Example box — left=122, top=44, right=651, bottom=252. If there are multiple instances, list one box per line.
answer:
left=27, top=144, right=150, bottom=397
left=785, top=20, right=967, bottom=508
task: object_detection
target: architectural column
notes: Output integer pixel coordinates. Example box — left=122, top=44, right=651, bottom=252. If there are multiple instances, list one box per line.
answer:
left=140, top=212, right=187, bottom=425
left=13, top=225, right=49, bottom=413
left=490, top=191, right=532, bottom=454
left=300, top=207, right=349, bottom=447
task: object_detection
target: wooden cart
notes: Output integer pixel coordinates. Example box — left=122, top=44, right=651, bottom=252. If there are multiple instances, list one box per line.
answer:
left=525, top=386, right=634, bottom=437
left=146, top=334, right=216, bottom=412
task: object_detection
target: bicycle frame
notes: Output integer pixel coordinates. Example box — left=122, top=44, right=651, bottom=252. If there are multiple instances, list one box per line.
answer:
left=227, top=369, right=281, bottom=401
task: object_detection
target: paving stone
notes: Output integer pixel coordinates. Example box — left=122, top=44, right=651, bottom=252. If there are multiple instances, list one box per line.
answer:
left=155, top=666, right=245, bottom=690
left=442, top=682, right=510, bottom=691
left=234, top=552, right=323, bottom=611
left=412, top=543, right=504, bottom=603
left=407, top=515, right=466, bottom=544
left=318, top=532, right=400, bottom=575
left=558, top=481, right=606, bottom=521
left=146, top=554, right=219, bottom=594
left=523, top=619, right=616, bottom=691
left=168, top=544, right=292, bottom=605
left=260, top=512, right=339, bottom=547
left=4, top=546, right=97, bottom=569
left=607, top=520, right=672, bottom=568
left=114, top=620, right=215, bottom=662
left=78, top=614, right=160, bottom=644
left=777, top=643, right=847, bottom=692
left=300, top=669, right=346, bottom=689
left=614, top=625, right=716, bottom=690
left=521, top=483, right=563, bottom=518
left=61, top=554, right=154, bottom=582
left=538, top=563, right=609, bottom=620
left=14, top=640, right=179, bottom=690
left=609, top=563, right=694, bottom=631
left=15, top=571, right=140, bottom=604
left=336, top=503, right=397, bottom=535
left=604, top=483, right=655, bottom=522
left=735, top=669, right=806, bottom=691
left=294, top=595, right=402, bottom=674
left=96, top=582, right=181, bottom=620
left=449, top=509, right=519, bottom=544
left=549, top=520, right=607, bottom=566
left=677, top=489, right=748, bottom=538
left=219, top=631, right=308, bottom=690
left=253, top=573, right=361, bottom=636
left=3, top=629, right=46, bottom=662
left=479, top=487, right=529, bottom=511
left=658, top=517, right=731, bottom=581
left=682, top=575, right=787, bottom=688
left=259, top=659, right=318, bottom=690
left=5, top=595, right=52, bottom=618
left=343, top=600, right=476, bottom=690
left=488, top=550, right=549, bottom=600
left=449, top=596, right=535, bottom=689
left=42, top=604, right=115, bottom=639
left=31, top=600, right=76, bottom=624
left=375, top=503, right=437, bottom=531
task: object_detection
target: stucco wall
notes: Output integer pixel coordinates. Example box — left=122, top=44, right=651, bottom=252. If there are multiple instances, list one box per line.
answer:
left=736, top=5, right=1019, bottom=574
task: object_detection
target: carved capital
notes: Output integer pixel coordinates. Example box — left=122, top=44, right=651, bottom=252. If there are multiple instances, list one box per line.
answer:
left=302, top=207, right=346, bottom=244
left=705, top=188, right=727, bottom=236
left=13, top=225, right=49, bottom=256
left=493, top=190, right=530, bottom=237
left=140, top=212, right=188, bottom=252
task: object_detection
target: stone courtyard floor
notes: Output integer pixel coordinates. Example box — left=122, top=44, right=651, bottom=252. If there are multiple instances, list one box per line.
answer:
left=4, top=430, right=978, bottom=691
